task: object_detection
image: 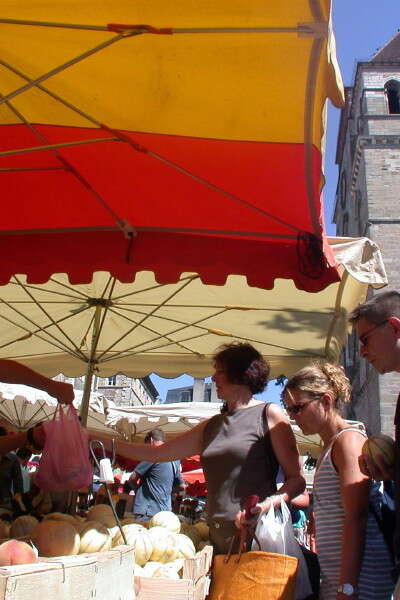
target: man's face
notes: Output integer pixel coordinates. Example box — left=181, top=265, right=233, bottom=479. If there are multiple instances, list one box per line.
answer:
left=356, top=316, right=400, bottom=374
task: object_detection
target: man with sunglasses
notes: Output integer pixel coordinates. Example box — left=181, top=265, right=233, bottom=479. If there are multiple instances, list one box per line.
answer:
left=349, top=290, right=400, bottom=595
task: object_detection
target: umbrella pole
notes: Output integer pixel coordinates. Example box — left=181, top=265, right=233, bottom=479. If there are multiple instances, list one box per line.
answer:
left=80, top=306, right=102, bottom=426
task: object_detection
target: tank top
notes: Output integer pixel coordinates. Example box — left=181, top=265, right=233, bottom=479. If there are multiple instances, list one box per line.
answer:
left=314, top=428, right=394, bottom=600
left=201, top=402, right=278, bottom=522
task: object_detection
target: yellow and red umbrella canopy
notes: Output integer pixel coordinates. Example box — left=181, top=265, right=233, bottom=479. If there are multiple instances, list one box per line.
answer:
left=0, top=1, right=344, bottom=290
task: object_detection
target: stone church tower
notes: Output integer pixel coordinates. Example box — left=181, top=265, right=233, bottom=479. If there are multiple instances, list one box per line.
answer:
left=334, top=33, right=400, bottom=435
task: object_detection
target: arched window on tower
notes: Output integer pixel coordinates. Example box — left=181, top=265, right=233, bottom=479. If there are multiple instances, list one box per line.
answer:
left=385, top=80, right=400, bottom=114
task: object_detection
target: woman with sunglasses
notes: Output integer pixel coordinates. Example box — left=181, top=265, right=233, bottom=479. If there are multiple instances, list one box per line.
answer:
left=283, top=363, right=393, bottom=600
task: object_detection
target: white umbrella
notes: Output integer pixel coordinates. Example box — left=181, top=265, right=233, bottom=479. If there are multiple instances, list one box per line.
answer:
left=0, top=237, right=387, bottom=423
left=0, top=383, right=118, bottom=437
left=104, top=400, right=365, bottom=458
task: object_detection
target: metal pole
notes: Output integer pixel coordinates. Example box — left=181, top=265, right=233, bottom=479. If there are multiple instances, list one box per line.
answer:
left=80, top=306, right=101, bottom=426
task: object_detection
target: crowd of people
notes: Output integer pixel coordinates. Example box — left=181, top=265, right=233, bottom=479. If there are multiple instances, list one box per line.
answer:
left=0, top=290, right=400, bottom=600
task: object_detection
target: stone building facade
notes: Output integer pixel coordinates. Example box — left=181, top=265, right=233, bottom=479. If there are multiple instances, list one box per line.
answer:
left=165, top=378, right=218, bottom=404
left=55, top=373, right=158, bottom=406
left=333, top=34, right=400, bottom=435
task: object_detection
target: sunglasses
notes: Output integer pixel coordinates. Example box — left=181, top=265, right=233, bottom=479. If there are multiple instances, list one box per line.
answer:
left=359, top=320, right=388, bottom=347
left=284, top=396, right=321, bottom=415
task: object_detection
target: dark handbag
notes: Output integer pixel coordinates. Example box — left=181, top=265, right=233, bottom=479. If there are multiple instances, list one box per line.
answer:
left=299, top=545, right=320, bottom=599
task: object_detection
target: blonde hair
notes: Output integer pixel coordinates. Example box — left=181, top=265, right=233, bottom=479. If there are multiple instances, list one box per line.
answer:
left=283, top=362, right=351, bottom=411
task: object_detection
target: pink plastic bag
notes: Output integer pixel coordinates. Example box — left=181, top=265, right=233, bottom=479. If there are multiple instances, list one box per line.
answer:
left=35, top=405, right=93, bottom=491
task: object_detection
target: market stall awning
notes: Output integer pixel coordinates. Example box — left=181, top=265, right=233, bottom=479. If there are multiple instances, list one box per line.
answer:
left=104, top=400, right=366, bottom=458
left=0, top=382, right=117, bottom=437
left=0, top=1, right=343, bottom=291
left=0, top=237, right=386, bottom=380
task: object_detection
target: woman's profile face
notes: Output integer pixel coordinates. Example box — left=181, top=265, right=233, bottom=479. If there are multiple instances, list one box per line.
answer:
left=212, top=361, right=233, bottom=400
left=283, top=389, right=325, bottom=436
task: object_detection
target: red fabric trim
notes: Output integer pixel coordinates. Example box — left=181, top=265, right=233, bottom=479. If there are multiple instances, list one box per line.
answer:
left=0, top=124, right=339, bottom=291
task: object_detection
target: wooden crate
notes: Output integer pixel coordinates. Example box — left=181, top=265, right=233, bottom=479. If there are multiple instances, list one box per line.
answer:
left=0, top=546, right=135, bottom=600
left=0, top=555, right=97, bottom=600
left=135, top=545, right=213, bottom=600
left=46, top=545, right=135, bottom=600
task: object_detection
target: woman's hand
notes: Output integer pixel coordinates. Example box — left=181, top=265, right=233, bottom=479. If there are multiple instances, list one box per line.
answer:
left=47, top=380, right=74, bottom=404
left=234, top=498, right=271, bottom=529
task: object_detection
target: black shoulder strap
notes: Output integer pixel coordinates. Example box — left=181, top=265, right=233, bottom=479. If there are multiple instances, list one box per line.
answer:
left=369, top=497, right=395, bottom=564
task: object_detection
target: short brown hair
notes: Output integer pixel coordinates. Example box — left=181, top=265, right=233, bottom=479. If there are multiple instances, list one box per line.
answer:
left=144, top=428, right=165, bottom=443
left=349, top=291, right=400, bottom=325
left=213, top=342, right=270, bottom=394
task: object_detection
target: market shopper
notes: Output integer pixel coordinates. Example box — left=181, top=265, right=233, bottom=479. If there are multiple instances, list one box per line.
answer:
left=128, top=428, right=185, bottom=521
left=348, top=291, right=400, bottom=597
left=93, top=342, right=305, bottom=554
left=283, top=363, right=394, bottom=600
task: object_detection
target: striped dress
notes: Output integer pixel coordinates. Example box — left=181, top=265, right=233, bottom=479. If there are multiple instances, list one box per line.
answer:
left=314, top=428, right=394, bottom=600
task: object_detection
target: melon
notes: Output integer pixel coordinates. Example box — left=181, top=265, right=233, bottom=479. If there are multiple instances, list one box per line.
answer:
left=169, top=558, right=185, bottom=572
left=134, top=564, right=145, bottom=577
left=43, top=512, right=78, bottom=526
left=87, top=504, right=117, bottom=528
left=0, top=520, right=10, bottom=539
left=33, top=520, right=80, bottom=557
left=152, top=564, right=181, bottom=579
left=173, top=533, right=196, bottom=559
left=142, top=561, right=163, bottom=577
left=183, top=526, right=202, bottom=549
left=362, top=434, right=395, bottom=468
left=194, top=521, right=209, bottom=541
left=112, top=524, right=152, bottom=565
left=149, top=511, right=180, bottom=533
left=122, top=517, right=148, bottom=527
left=79, top=521, right=112, bottom=554
left=0, top=539, right=38, bottom=565
left=10, top=516, right=38, bottom=539
left=147, top=527, right=179, bottom=563
left=197, top=540, right=211, bottom=551
left=107, top=525, right=120, bottom=542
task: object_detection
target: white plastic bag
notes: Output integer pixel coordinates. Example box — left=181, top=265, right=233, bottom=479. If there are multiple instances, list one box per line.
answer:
left=252, top=496, right=313, bottom=600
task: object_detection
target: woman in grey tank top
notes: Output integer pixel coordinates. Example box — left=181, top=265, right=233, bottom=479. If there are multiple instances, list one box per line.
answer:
left=93, top=342, right=305, bottom=554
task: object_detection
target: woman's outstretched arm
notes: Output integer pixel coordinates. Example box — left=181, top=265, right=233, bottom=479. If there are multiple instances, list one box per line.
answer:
left=91, top=419, right=209, bottom=462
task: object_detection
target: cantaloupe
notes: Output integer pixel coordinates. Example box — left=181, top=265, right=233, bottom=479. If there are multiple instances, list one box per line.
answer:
left=149, top=511, right=180, bottom=533
left=173, top=533, right=196, bottom=559
left=0, top=539, right=38, bottom=565
left=43, top=512, right=78, bottom=526
left=87, top=504, right=117, bottom=528
left=33, top=520, right=80, bottom=557
left=152, top=564, right=181, bottom=579
left=197, top=540, right=211, bottom=551
left=79, top=521, right=112, bottom=554
left=147, top=527, right=179, bottom=563
left=142, top=561, right=163, bottom=577
left=10, top=516, right=38, bottom=539
left=0, top=520, right=10, bottom=539
left=112, top=524, right=152, bottom=565
left=183, top=525, right=202, bottom=549
left=134, top=564, right=145, bottom=577
left=194, top=521, right=209, bottom=541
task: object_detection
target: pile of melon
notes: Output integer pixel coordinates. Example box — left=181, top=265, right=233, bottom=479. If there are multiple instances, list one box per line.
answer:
left=0, top=506, right=211, bottom=579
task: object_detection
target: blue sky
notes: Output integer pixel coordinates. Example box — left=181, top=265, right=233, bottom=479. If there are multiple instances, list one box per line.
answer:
left=151, top=2, right=400, bottom=403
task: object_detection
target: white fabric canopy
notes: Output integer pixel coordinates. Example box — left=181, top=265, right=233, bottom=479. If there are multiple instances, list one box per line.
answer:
left=0, top=383, right=117, bottom=437
left=0, top=237, right=387, bottom=381
left=105, top=400, right=365, bottom=458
